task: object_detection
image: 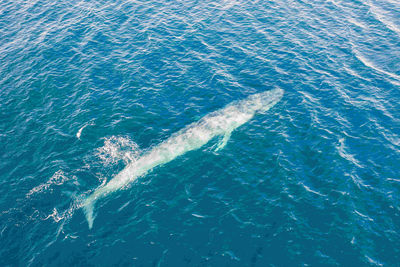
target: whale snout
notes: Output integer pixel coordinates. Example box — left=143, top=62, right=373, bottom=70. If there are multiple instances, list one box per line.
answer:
left=255, top=88, right=284, bottom=113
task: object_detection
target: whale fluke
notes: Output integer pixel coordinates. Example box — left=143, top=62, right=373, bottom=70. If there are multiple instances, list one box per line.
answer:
left=82, top=197, right=95, bottom=229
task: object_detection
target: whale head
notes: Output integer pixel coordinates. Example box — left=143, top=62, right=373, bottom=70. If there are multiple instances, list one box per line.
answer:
left=244, top=88, right=284, bottom=114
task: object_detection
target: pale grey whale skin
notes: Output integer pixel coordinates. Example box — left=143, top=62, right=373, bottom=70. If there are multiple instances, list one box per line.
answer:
left=83, top=88, right=284, bottom=228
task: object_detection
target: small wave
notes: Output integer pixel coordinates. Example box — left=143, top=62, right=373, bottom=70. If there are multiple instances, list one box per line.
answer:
left=76, top=122, right=94, bottom=140
left=387, top=178, right=400, bottom=183
left=223, top=250, right=240, bottom=261
left=354, top=210, right=374, bottom=222
left=96, top=136, right=141, bottom=166
left=371, top=120, right=400, bottom=150
left=191, top=213, right=206, bottom=218
left=365, top=255, right=384, bottom=266
left=352, top=48, right=400, bottom=82
left=368, top=2, right=400, bottom=37
left=301, top=183, right=327, bottom=197
left=337, top=138, right=363, bottom=168
left=347, top=17, right=368, bottom=29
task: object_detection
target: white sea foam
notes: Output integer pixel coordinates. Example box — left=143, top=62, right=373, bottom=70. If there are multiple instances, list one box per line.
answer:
left=43, top=208, right=64, bottom=223
left=96, top=136, right=141, bottom=166
left=83, top=88, right=284, bottom=228
left=27, top=170, right=70, bottom=197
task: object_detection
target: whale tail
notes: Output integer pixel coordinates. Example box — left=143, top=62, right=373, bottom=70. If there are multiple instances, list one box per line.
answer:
left=82, top=196, right=95, bottom=229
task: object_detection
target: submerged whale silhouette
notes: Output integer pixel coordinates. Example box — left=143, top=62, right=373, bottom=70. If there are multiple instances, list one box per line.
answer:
left=83, top=88, right=284, bottom=228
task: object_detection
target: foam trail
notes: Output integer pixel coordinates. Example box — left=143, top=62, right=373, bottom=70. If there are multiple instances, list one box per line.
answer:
left=83, top=88, right=284, bottom=228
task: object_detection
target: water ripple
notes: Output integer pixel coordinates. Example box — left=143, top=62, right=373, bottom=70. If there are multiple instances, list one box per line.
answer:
left=1, top=0, right=400, bottom=266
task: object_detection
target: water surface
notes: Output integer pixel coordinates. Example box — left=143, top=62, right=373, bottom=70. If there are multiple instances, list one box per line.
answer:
left=1, top=0, right=399, bottom=266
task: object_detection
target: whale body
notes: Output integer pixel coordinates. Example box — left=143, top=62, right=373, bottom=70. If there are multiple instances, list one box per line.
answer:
left=83, top=88, right=284, bottom=228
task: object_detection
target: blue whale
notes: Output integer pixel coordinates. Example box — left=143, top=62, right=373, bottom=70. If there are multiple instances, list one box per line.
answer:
left=83, top=88, right=284, bottom=228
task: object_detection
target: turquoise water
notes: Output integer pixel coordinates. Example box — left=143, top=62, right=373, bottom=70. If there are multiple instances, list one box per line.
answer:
left=1, top=0, right=400, bottom=266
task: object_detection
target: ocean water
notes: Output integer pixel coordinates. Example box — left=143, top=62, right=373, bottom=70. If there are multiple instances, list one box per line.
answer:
left=1, top=0, right=399, bottom=266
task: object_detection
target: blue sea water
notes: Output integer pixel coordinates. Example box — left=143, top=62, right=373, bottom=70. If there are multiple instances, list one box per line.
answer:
left=1, top=0, right=400, bottom=266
